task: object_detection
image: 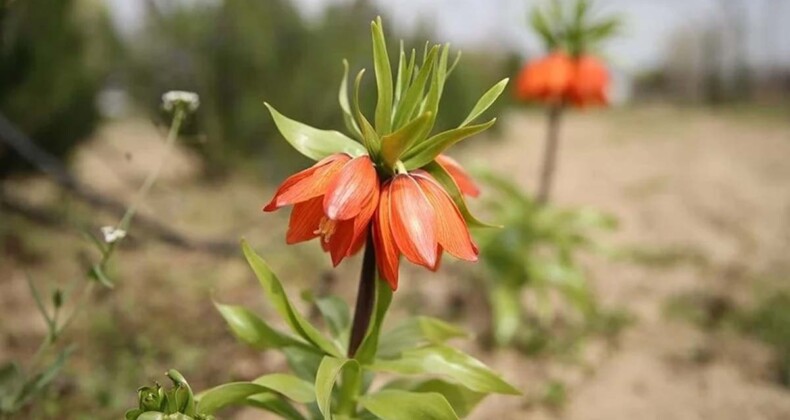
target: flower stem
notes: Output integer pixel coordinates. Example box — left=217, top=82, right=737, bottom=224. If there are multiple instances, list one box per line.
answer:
left=536, top=103, right=564, bottom=205
left=348, top=230, right=377, bottom=358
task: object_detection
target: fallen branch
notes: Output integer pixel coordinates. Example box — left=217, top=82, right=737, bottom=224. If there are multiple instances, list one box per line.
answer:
left=0, top=112, right=238, bottom=257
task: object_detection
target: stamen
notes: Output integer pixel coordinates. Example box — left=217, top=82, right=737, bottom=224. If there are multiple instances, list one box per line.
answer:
left=313, top=217, right=338, bottom=243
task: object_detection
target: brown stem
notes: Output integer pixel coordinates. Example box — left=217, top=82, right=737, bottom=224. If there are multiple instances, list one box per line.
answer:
left=536, top=103, right=565, bottom=205
left=347, top=230, right=376, bottom=358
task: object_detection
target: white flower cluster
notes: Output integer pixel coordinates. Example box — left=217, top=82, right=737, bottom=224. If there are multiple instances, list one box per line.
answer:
left=101, top=226, right=127, bottom=244
left=162, top=90, right=200, bottom=113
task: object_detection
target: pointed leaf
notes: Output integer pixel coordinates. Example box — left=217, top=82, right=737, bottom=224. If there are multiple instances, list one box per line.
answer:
left=254, top=373, right=316, bottom=403
left=371, top=18, right=393, bottom=134
left=378, top=316, right=468, bottom=358
left=314, top=296, right=351, bottom=339
left=381, top=111, right=432, bottom=168
left=215, top=302, right=305, bottom=350
left=369, top=345, right=520, bottom=395
left=359, top=390, right=458, bottom=420
left=353, top=69, right=381, bottom=157
left=245, top=393, right=306, bottom=420
left=339, top=60, right=363, bottom=141
left=197, top=383, right=264, bottom=414
left=403, top=119, right=496, bottom=170
left=241, top=240, right=342, bottom=357
left=383, top=379, right=485, bottom=418
left=393, top=47, right=438, bottom=129
left=460, top=78, right=509, bottom=127
left=315, top=357, right=360, bottom=420
left=265, top=103, right=366, bottom=162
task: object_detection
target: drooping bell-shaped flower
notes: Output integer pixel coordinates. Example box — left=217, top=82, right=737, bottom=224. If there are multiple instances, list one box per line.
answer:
left=264, top=153, right=380, bottom=266
left=515, top=52, right=574, bottom=103
left=568, top=55, right=609, bottom=107
left=373, top=171, right=478, bottom=290
left=436, top=154, right=480, bottom=198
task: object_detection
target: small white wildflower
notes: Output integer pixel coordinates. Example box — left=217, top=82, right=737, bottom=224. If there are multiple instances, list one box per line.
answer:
left=101, top=226, right=127, bottom=244
left=162, top=90, right=200, bottom=113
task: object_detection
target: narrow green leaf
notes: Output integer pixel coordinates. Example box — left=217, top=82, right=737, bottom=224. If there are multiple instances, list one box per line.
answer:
left=423, top=161, right=497, bottom=229
left=245, top=393, right=306, bottom=420
left=265, top=103, right=366, bottom=162
left=284, top=346, right=324, bottom=382
left=355, top=279, right=394, bottom=365
left=197, top=383, right=265, bottom=414
left=339, top=60, right=363, bottom=141
left=383, top=379, right=485, bottom=418
left=394, top=41, right=407, bottom=106
left=353, top=69, right=381, bottom=157
left=369, top=345, right=521, bottom=395
left=359, top=390, right=458, bottom=420
left=378, top=316, right=468, bottom=358
left=254, top=373, right=316, bottom=403
left=530, top=8, right=556, bottom=48
left=214, top=302, right=305, bottom=350
left=371, top=18, right=393, bottom=134
left=25, top=274, right=52, bottom=330
left=446, top=51, right=462, bottom=78
left=241, top=240, right=342, bottom=357
left=315, top=357, right=360, bottom=420
left=460, top=78, right=509, bottom=127
left=197, top=376, right=312, bottom=415
left=393, top=46, right=438, bottom=130
left=418, top=44, right=450, bottom=138
left=380, top=111, right=432, bottom=169
left=313, top=296, right=351, bottom=339
left=403, top=119, right=496, bottom=170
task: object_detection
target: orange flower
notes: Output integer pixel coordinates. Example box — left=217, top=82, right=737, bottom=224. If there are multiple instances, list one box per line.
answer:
left=373, top=171, right=478, bottom=290
left=568, top=55, right=609, bottom=107
left=436, top=154, right=480, bottom=197
left=515, top=52, right=609, bottom=108
left=515, top=52, right=574, bottom=103
left=263, top=153, right=379, bottom=267
left=265, top=154, right=480, bottom=290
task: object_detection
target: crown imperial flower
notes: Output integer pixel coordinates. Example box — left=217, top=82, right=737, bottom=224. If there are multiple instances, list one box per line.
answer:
left=262, top=18, right=505, bottom=290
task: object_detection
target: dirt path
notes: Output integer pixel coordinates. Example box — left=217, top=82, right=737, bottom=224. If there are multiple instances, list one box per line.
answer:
left=464, top=107, right=790, bottom=419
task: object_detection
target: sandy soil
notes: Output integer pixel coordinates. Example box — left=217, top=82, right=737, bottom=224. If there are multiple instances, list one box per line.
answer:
left=468, top=107, right=790, bottom=419
left=1, top=107, right=789, bottom=419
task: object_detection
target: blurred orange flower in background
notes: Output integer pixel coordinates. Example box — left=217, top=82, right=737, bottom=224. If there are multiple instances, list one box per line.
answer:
left=515, top=52, right=609, bottom=107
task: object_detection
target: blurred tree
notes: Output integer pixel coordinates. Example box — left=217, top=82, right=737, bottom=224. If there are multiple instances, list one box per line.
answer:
left=0, top=0, right=104, bottom=179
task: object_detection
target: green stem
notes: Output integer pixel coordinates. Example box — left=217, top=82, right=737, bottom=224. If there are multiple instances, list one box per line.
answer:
left=117, top=108, right=186, bottom=232
left=536, top=103, right=564, bottom=205
left=337, top=365, right=363, bottom=416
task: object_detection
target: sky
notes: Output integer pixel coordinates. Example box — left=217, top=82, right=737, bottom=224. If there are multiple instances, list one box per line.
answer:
left=107, top=0, right=790, bottom=73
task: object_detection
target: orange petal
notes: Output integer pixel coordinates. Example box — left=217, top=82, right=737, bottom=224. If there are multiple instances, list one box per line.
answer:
left=285, top=196, right=324, bottom=244
left=544, top=52, right=574, bottom=99
left=435, top=155, right=480, bottom=198
left=263, top=154, right=350, bottom=211
left=323, top=155, right=378, bottom=221
left=414, top=173, right=478, bottom=262
left=346, top=184, right=380, bottom=257
left=373, top=182, right=400, bottom=290
left=389, top=174, right=437, bottom=269
left=326, top=219, right=356, bottom=267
